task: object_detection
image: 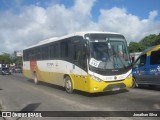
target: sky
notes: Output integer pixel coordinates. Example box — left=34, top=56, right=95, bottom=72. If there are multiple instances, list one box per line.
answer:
left=0, top=0, right=160, bottom=53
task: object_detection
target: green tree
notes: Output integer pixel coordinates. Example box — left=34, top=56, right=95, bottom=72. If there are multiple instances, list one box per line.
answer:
left=139, top=34, right=160, bottom=48
left=153, top=34, right=160, bottom=45
left=129, top=42, right=145, bottom=52
left=12, top=51, right=22, bottom=66
left=139, top=34, right=157, bottom=47
left=0, top=53, right=12, bottom=64
left=129, top=33, right=160, bottom=53
left=14, top=57, right=22, bottom=65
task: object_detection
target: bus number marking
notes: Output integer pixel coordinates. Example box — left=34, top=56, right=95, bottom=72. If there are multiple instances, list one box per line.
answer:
left=47, top=63, right=54, bottom=68
left=89, top=58, right=100, bottom=68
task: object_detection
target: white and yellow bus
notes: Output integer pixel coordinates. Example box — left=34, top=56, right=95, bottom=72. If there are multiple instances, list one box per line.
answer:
left=23, top=32, right=133, bottom=93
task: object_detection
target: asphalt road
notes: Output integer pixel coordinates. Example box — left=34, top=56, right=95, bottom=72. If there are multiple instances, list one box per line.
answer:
left=0, top=73, right=160, bottom=120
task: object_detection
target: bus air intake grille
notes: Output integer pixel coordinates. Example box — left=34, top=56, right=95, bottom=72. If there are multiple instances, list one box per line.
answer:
left=103, top=83, right=126, bottom=91
left=105, top=79, right=125, bottom=83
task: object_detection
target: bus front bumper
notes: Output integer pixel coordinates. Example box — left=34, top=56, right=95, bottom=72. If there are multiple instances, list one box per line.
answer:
left=88, top=76, right=133, bottom=93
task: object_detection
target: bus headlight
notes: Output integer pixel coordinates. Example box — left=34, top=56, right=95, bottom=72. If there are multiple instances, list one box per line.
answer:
left=91, top=75, right=103, bottom=82
left=127, top=74, right=132, bottom=79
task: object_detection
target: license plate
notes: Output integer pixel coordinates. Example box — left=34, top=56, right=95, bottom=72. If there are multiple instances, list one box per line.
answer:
left=112, top=87, right=120, bottom=91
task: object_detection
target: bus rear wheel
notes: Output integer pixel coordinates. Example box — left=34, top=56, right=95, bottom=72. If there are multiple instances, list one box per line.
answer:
left=34, top=73, right=38, bottom=85
left=65, top=76, right=73, bottom=93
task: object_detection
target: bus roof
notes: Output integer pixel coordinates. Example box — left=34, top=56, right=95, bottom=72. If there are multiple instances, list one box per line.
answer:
left=141, top=44, right=160, bottom=56
left=23, top=31, right=122, bottom=50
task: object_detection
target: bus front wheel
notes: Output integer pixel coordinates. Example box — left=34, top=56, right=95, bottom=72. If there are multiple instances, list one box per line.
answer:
left=65, top=76, right=73, bottom=94
left=132, top=77, right=138, bottom=88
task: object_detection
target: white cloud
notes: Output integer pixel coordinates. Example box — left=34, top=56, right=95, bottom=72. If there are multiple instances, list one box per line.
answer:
left=97, top=7, right=160, bottom=41
left=0, top=0, right=160, bottom=53
left=149, top=10, right=158, bottom=20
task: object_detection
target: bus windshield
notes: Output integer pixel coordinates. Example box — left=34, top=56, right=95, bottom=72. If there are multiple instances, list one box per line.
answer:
left=89, top=37, right=131, bottom=70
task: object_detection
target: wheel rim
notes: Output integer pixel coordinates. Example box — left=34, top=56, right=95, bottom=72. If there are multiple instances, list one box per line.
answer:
left=66, top=80, right=71, bottom=91
left=34, top=74, right=38, bottom=84
left=65, top=78, right=72, bottom=93
left=132, top=77, right=138, bottom=88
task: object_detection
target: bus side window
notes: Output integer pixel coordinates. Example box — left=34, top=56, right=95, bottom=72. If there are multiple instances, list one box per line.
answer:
left=134, top=54, right=146, bottom=68
left=150, top=50, right=160, bottom=65
left=35, top=47, right=41, bottom=60
left=133, top=58, right=140, bottom=68
left=54, top=43, right=59, bottom=59
left=139, top=54, right=147, bottom=67
left=60, top=41, right=66, bottom=58
left=29, top=49, right=35, bottom=61
left=73, top=44, right=87, bottom=71
left=73, top=45, right=81, bottom=66
left=50, top=43, right=54, bottom=59
left=81, top=46, right=87, bottom=71
left=60, top=40, right=71, bottom=59
left=41, top=45, right=49, bottom=60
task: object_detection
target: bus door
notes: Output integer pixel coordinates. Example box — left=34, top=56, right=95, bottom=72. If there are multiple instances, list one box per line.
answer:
left=133, top=54, right=149, bottom=84
left=72, top=43, right=88, bottom=91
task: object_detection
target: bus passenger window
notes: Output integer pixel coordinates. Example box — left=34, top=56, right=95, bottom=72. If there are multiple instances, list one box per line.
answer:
left=60, top=41, right=69, bottom=58
left=81, top=46, right=87, bottom=71
left=73, top=45, right=87, bottom=71
left=50, top=44, right=54, bottom=59
left=73, top=45, right=81, bottom=66
left=134, top=54, right=146, bottom=68
left=150, top=50, right=160, bottom=65
left=54, top=43, right=59, bottom=58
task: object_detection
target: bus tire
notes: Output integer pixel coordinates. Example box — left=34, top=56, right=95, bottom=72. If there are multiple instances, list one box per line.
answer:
left=132, top=77, right=138, bottom=88
left=65, top=76, right=73, bottom=94
left=34, top=72, right=38, bottom=85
